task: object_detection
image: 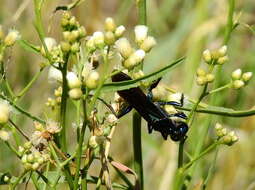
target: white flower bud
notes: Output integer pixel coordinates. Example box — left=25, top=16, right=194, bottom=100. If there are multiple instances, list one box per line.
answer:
left=242, top=72, right=253, bottom=82
left=104, top=31, right=115, bottom=45
left=48, top=66, right=63, bottom=83
left=123, top=49, right=145, bottom=69
left=105, top=17, right=116, bottom=32
left=89, top=136, right=98, bottom=148
left=24, top=163, right=32, bottom=170
left=0, top=101, right=10, bottom=124
left=3, top=175, right=10, bottom=182
left=115, top=25, right=125, bottom=38
left=151, top=85, right=167, bottom=101
left=67, top=72, right=81, bottom=89
left=218, top=45, right=227, bottom=57
left=93, top=31, right=105, bottom=48
left=60, top=41, right=71, bottom=52
left=0, top=130, right=10, bottom=141
left=24, top=141, right=32, bottom=150
left=27, top=154, right=34, bottom=163
left=215, top=123, right=223, bottom=130
left=86, top=71, right=100, bottom=89
left=217, top=56, right=229, bottom=65
left=196, top=68, right=206, bottom=77
left=4, top=29, right=20, bottom=46
left=68, top=88, right=83, bottom=100
left=71, top=42, right=80, bottom=53
left=140, top=36, right=156, bottom=52
left=18, top=146, right=25, bottom=155
left=115, top=38, right=133, bottom=59
left=206, top=74, right=215, bottom=83
left=132, top=70, right=144, bottom=79
left=86, top=37, right=96, bottom=52
left=134, top=25, right=148, bottom=44
left=196, top=76, right=206, bottom=86
left=107, top=114, right=118, bottom=123
left=233, top=80, right=245, bottom=89
left=231, top=69, right=242, bottom=80
left=202, top=49, right=212, bottom=63
left=32, top=162, right=40, bottom=170
left=21, top=154, right=27, bottom=163
left=44, top=37, right=57, bottom=52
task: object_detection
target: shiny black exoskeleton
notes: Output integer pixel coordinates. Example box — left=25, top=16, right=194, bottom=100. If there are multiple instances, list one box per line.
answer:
left=112, top=71, right=188, bottom=141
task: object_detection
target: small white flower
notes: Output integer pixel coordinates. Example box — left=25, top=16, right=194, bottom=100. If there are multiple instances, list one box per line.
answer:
left=202, top=49, right=212, bottom=63
left=44, top=37, right=57, bottom=52
left=115, top=25, right=126, bottom=38
left=93, top=31, right=105, bottom=47
left=134, top=25, right=148, bottom=44
left=242, top=72, right=253, bottom=82
left=123, top=49, right=145, bottom=69
left=231, top=69, right=242, bottom=80
left=0, top=130, right=10, bottom=141
left=218, top=45, right=227, bottom=57
left=115, top=38, right=133, bottom=59
left=140, top=36, right=156, bottom=52
left=46, top=120, right=61, bottom=134
left=66, top=72, right=81, bottom=89
left=107, top=114, right=118, bottom=124
left=0, top=101, right=11, bottom=124
left=4, top=29, right=20, bottom=46
left=48, top=66, right=63, bottom=83
left=105, top=17, right=116, bottom=32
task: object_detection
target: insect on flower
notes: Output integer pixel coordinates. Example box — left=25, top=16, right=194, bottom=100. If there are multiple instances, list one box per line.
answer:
left=111, top=71, right=189, bottom=141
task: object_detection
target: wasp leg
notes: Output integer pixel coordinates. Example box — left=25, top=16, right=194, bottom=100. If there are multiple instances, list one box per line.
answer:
left=117, top=105, right=133, bottom=118
left=147, top=124, right=153, bottom=134
left=147, top=78, right=162, bottom=100
left=168, top=112, right=187, bottom=119
left=155, top=101, right=182, bottom=107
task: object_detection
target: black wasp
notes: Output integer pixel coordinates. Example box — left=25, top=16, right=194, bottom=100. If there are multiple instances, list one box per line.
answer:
left=111, top=71, right=188, bottom=141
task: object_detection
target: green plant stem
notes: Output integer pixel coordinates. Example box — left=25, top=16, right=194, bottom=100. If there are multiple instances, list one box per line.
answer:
left=178, top=138, right=185, bottom=168
left=132, top=111, right=144, bottom=189
left=73, top=100, right=88, bottom=190
left=0, top=94, right=46, bottom=124
left=9, top=119, right=30, bottom=141
left=137, top=0, right=147, bottom=25
left=11, top=171, right=28, bottom=189
left=5, top=142, right=20, bottom=157
left=224, top=0, right=235, bottom=44
left=59, top=55, right=69, bottom=152
left=17, top=68, right=44, bottom=99
left=208, top=83, right=231, bottom=94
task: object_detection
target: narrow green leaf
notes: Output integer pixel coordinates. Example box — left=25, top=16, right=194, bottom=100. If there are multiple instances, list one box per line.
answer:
left=18, top=39, right=40, bottom=54
left=102, top=57, right=185, bottom=92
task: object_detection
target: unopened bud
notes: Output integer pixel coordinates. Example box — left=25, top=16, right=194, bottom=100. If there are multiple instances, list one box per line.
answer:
left=27, top=154, right=34, bottom=163
left=0, top=101, right=10, bottom=124
left=115, top=25, right=125, bottom=38
left=196, top=68, right=206, bottom=77
left=86, top=71, right=100, bottom=89
left=217, top=56, right=229, bottom=65
left=68, top=88, right=83, bottom=100
left=107, top=114, right=118, bottom=124
left=93, top=32, right=105, bottom=48
left=242, top=72, right=253, bottom=82
left=32, top=162, right=40, bottom=170
left=4, top=29, right=20, bottom=46
left=140, top=36, right=156, bottom=52
left=231, top=69, right=242, bottom=80
left=24, top=163, right=32, bottom=170
left=151, top=85, right=167, bottom=101
left=105, top=17, right=116, bottom=32
left=0, top=130, right=10, bottom=141
left=202, top=49, right=212, bottom=63
left=218, top=45, right=227, bottom=57
left=24, top=141, right=32, bottom=150
left=233, top=80, right=245, bottom=89
left=3, top=175, right=10, bottom=183
left=105, top=31, right=115, bottom=45
left=70, top=30, right=80, bottom=42
left=78, top=26, right=86, bottom=38
left=67, top=72, right=81, bottom=89
left=89, top=136, right=98, bottom=148
left=71, top=42, right=80, bottom=53
left=18, top=146, right=25, bottom=155
left=134, top=25, right=148, bottom=44
left=196, top=76, right=206, bottom=86
left=123, top=49, right=145, bottom=69
left=86, top=37, right=96, bottom=52
left=115, top=38, right=133, bottom=59
left=60, top=41, right=71, bottom=52
left=132, top=70, right=144, bottom=79
left=206, top=73, right=215, bottom=83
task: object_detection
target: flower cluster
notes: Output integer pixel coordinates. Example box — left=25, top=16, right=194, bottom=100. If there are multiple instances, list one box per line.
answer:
left=202, top=45, right=228, bottom=65
left=115, top=25, right=156, bottom=70
left=196, top=68, right=215, bottom=85
left=19, top=141, right=50, bottom=171
left=231, top=69, right=252, bottom=89
left=215, top=123, right=238, bottom=146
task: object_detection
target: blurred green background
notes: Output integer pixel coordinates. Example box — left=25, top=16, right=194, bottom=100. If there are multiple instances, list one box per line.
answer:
left=0, top=0, right=255, bottom=189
